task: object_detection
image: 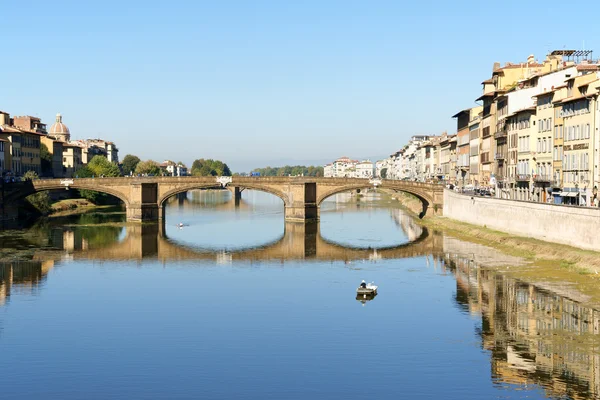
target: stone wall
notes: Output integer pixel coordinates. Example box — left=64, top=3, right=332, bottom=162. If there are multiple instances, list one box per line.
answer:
left=443, top=189, right=600, bottom=251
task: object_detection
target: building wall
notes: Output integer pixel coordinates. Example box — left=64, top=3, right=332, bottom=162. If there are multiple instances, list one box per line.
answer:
left=443, top=189, right=600, bottom=251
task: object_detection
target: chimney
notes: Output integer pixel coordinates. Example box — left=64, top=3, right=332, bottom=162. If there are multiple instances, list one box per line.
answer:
left=527, top=54, right=535, bottom=64
left=493, top=62, right=501, bottom=72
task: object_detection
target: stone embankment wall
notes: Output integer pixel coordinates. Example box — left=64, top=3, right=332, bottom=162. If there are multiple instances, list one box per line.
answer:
left=443, top=189, right=600, bottom=251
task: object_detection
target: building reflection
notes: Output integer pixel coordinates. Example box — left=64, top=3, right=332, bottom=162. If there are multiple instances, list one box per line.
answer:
left=0, top=261, right=53, bottom=306
left=442, top=242, right=600, bottom=400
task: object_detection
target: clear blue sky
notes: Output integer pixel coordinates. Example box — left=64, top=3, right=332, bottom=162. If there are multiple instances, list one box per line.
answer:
left=3, top=0, right=599, bottom=172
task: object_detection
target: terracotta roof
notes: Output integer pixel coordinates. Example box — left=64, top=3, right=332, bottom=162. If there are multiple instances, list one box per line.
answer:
left=576, top=64, right=600, bottom=71
left=451, top=108, right=471, bottom=118
left=476, top=92, right=495, bottom=101
left=481, top=78, right=494, bottom=84
left=532, top=90, right=555, bottom=98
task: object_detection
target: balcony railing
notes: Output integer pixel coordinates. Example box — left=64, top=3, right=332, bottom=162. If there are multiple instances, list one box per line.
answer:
left=494, top=153, right=505, bottom=160
left=494, top=131, right=507, bottom=139
left=516, top=174, right=531, bottom=182
left=533, top=174, right=552, bottom=183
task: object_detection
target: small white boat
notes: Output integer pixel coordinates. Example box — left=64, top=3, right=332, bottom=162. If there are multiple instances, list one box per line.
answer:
left=357, top=281, right=378, bottom=296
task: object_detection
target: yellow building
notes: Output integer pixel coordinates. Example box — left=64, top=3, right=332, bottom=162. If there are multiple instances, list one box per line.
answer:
left=40, top=136, right=64, bottom=178
left=12, top=115, right=46, bottom=176
left=513, top=108, right=536, bottom=200
left=556, top=71, right=599, bottom=205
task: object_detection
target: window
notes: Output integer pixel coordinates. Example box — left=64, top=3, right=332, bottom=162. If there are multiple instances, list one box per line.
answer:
left=586, top=124, right=590, bottom=139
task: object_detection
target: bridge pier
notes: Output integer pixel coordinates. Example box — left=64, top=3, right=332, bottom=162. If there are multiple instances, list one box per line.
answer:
left=284, top=182, right=319, bottom=222
left=127, top=182, right=161, bottom=222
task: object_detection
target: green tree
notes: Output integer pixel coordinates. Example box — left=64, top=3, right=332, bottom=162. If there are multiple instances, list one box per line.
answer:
left=135, top=160, right=161, bottom=176
left=121, top=154, right=140, bottom=176
left=380, top=168, right=388, bottom=179
left=191, top=158, right=231, bottom=176
left=250, top=165, right=324, bottom=177
left=86, top=155, right=121, bottom=177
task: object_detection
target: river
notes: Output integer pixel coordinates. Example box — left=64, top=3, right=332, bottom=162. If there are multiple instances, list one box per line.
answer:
left=1, top=190, right=599, bottom=399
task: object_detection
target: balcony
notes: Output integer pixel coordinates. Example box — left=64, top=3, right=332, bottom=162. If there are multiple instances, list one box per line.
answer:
left=516, top=174, right=531, bottom=182
left=533, top=174, right=552, bottom=183
left=494, top=153, right=505, bottom=160
left=494, top=130, right=507, bottom=139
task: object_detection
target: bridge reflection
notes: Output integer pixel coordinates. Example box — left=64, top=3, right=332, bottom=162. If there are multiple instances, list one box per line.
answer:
left=58, top=219, right=441, bottom=263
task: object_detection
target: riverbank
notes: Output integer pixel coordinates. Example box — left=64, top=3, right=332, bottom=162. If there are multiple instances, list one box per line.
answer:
left=394, top=192, right=600, bottom=305
left=49, top=199, right=117, bottom=217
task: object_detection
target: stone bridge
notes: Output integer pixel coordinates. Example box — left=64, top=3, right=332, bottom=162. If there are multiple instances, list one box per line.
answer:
left=3, top=176, right=444, bottom=222
left=49, top=221, right=444, bottom=263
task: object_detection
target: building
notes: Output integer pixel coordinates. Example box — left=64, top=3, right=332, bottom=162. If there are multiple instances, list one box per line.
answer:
left=558, top=71, right=600, bottom=205
left=355, top=160, right=374, bottom=178
left=0, top=136, right=10, bottom=175
left=160, top=160, right=188, bottom=176
left=324, top=163, right=333, bottom=177
left=40, top=136, right=64, bottom=178
left=332, top=156, right=357, bottom=178
left=48, top=113, right=70, bottom=142
left=62, top=143, right=84, bottom=178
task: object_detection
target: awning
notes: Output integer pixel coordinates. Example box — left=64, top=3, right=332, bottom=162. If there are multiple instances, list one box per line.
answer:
left=559, top=191, right=570, bottom=196
left=566, top=192, right=578, bottom=197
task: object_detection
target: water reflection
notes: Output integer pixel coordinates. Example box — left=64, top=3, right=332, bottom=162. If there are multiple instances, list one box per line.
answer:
left=30, top=221, right=438, bottom=263
left=440, top=238, right=600, bottom=400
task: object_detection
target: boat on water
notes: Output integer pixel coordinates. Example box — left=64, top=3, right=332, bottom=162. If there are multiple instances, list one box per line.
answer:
left=357, top=280, right=378, bottom=296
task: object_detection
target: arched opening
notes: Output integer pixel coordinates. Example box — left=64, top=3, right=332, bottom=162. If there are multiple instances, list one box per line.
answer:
left=317, top=185, right=431, bottom=219
left=5, top=183, right=128, bottom=225
left=160, top=185, right=287, bottom=251
left=317, top=186, right=426, bottom=249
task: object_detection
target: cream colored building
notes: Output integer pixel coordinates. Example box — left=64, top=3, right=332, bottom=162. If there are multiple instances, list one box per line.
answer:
left=62, top=143, right=84, bottom=178
left=533, top=91, right=555, bottom=203
left=558, top=71, right=600, bottom=205
left=512, top=108, right=536, bottom=200
left=355, top=160, right=374, bottom=178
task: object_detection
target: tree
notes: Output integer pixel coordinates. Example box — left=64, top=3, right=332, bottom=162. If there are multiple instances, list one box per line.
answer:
left=121, top=154, right=140, bottom=176
left=250, top=165, right=324, bottom=177
left=86, top=155, right=121, bottom=177
left=40, top=143, right=53, bottom=177
left=380, top=168, right=388, bottom=179
left=135, top=160, right=161, bottom=176
left=191, top=158, right=231, bottom=176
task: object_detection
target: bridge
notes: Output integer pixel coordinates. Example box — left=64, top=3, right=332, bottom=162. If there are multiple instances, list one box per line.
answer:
left=3, top=176, right=444, bottom=222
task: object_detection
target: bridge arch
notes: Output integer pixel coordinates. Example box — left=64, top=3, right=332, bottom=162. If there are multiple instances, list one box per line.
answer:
left=157, top=183, right=290, bottom=208
left=158, top=183, right=224, bottom=208
left=316, top=184, right=432, bottom=218
left=6, top=180, right=131, bottom=209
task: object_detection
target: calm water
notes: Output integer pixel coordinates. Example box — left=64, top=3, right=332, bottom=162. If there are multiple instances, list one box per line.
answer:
left=1, top=190, right=599, bottom=399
